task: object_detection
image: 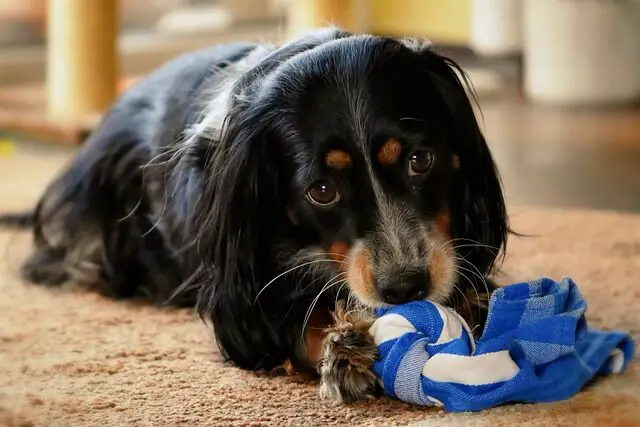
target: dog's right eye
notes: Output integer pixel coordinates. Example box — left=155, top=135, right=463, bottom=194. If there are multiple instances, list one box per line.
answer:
left=408, top=149, right=436, bottom=177
left=306, top=180, right=341, bottom=208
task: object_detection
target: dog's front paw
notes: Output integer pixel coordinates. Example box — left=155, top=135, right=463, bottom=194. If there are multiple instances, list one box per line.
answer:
left=317, top=305, right=380, bottom=404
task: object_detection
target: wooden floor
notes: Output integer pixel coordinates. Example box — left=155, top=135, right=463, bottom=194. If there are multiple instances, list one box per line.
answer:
left=1, top=84, right=639, bottom=214
left=479, top=96, right=640, bottom=213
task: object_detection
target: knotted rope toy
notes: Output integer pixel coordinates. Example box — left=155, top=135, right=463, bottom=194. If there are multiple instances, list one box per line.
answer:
left=369, top=277, right=635, bottom=412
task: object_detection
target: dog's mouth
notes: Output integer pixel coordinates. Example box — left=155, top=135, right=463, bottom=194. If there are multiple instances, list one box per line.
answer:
left=331, top=221, right=456, bottom=308
left=344, top=241, right=456, bottom=308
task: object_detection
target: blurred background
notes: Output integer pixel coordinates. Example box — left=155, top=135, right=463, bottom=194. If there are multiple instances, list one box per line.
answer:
left=0, top=0, right=639, bottom=213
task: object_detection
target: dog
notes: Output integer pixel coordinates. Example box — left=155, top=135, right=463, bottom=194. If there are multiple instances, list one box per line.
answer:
left=0, top=27, right=509, bottom=403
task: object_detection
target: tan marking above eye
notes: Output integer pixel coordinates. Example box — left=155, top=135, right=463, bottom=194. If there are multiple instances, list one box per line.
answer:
left=325, top=150, right=352, bottom=170
left=378, top=138, right=402, bottom=166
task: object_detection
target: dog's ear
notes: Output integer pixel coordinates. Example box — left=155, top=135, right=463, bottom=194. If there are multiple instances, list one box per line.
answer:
left=404, top=39, right=509, bottom=275
left=188, top=103, right=290, bottom=370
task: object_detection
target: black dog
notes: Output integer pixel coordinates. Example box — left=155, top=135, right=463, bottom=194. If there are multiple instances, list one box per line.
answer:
left=0, top=28, right=508, bottom=401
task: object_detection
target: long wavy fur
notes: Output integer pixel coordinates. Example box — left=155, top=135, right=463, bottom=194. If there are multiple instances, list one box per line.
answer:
left=0, top=28, right=510, bottom=374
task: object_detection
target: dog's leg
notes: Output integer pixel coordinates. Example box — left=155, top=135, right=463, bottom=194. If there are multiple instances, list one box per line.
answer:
left=21, top=246, right=69, bottom=285
left=267, top=304, right=381, bottom=404
left=268, top=309, right=333, bottom=378
left=317, top=303, right=381, bottom=404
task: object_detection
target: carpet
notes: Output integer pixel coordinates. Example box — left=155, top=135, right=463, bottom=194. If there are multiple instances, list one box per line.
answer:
left=0, top=146, right=639, bottom=426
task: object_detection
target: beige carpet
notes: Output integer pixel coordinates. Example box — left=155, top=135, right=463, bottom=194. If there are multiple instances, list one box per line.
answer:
left=0, top=145, right=639, bottom=426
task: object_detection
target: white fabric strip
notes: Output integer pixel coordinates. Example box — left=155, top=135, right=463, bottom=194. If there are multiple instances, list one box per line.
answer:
left=369, top=313, right=417, bottom=346
left=608, top=348, right=625, bottom=373
left=432, top=302, right=464, bottom=345
left=421, top=351, right=520, bottom=386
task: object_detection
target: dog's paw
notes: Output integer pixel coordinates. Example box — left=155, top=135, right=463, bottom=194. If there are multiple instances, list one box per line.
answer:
left=268, top=359, right=296, bottom=377
left=317, top=304, right=381, bottom=404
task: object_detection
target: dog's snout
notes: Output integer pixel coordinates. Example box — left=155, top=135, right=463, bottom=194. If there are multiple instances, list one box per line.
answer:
left=378, top=270, right=430, bottom=305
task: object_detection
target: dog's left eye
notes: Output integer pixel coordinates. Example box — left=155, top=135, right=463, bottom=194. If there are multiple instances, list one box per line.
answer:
left=408, top=149, right=436, bottom=177
left=306, top=180, right=341, bottom=208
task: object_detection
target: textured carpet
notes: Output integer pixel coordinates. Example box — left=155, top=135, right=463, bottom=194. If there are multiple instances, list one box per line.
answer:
left=0, top=146, right=639, bottom=427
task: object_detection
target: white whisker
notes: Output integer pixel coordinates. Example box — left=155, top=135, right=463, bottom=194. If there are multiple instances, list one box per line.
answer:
left=453, top=284, right=472, bottom=316
left=253, top=259, right=341, bottom=303
left=454, top=256, right=491, bottom=299
left=301, top=274, right=348, bottom=340
left=453, top=266, right=481, bottom=319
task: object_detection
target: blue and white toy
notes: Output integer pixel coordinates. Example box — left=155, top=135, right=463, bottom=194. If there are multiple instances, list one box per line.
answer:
left=369, top=277, right=635, bottom=412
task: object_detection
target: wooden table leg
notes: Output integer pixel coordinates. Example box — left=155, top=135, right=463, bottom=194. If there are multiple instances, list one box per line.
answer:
left=46, top=0, right=119, bottom=122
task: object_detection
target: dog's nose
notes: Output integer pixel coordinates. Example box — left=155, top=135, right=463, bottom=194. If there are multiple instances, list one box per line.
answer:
left=379, top=270, right=430, bottom=305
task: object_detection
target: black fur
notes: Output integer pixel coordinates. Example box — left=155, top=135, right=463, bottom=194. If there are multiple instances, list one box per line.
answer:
left=0, top=29, right=508, bottom=373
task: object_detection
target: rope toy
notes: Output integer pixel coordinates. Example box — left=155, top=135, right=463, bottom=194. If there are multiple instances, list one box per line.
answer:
left=369, top=277, right=635, bottom=412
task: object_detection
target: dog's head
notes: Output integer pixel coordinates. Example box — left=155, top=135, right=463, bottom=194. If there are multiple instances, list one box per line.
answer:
left=190, top=29, right=508, bottom=368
